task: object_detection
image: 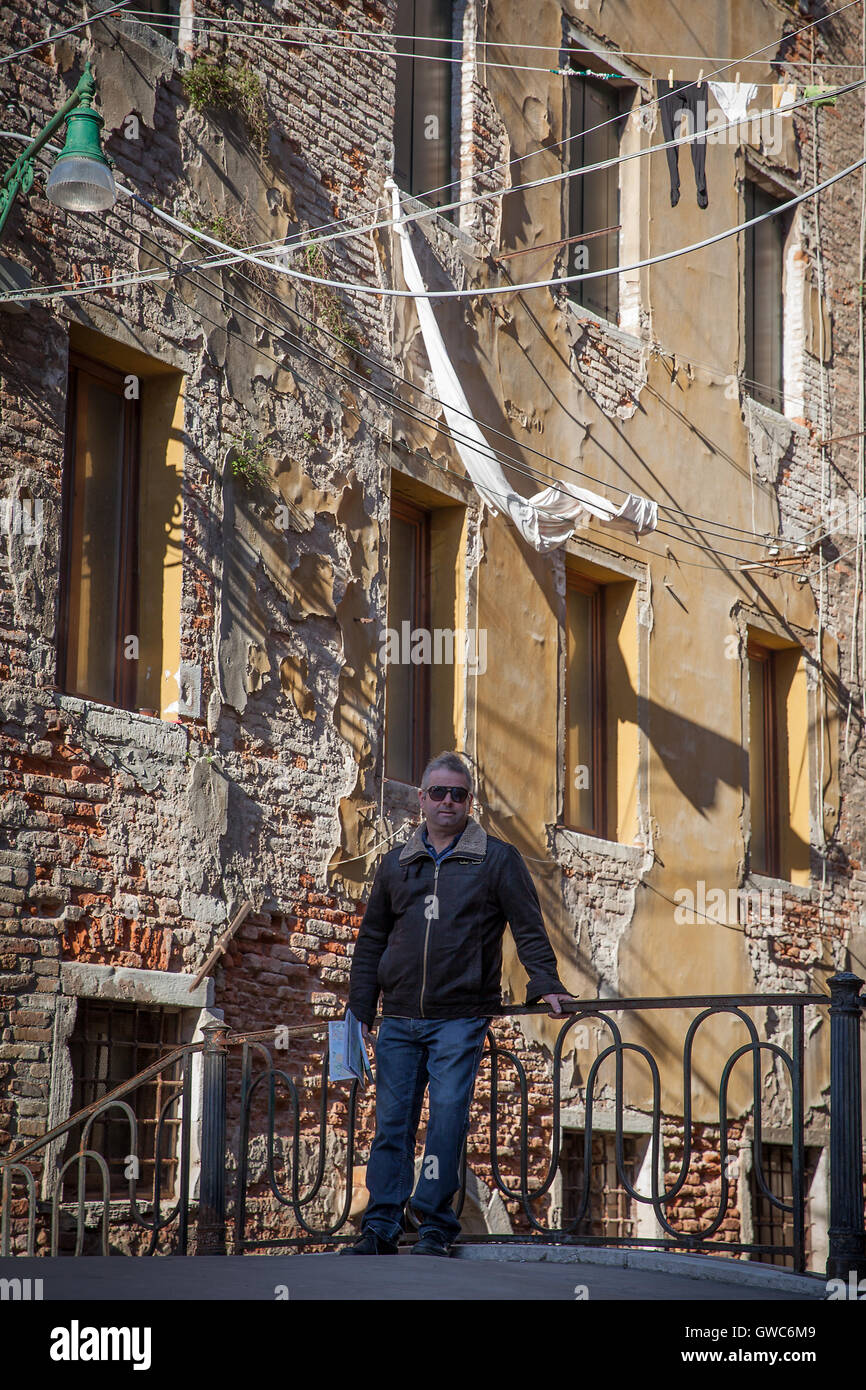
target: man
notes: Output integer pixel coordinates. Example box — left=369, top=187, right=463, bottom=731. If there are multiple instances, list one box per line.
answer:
left=341, top=750, right=572, bottom=1257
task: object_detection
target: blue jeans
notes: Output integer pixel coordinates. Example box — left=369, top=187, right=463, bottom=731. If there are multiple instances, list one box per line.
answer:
left=361, top=1015, right=490, bottom=1244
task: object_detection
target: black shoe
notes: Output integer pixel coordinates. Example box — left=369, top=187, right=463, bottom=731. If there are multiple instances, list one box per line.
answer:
left=338, top=1230, right=399, bottom=1256
left=411, top=1232, right=453, bottom=1257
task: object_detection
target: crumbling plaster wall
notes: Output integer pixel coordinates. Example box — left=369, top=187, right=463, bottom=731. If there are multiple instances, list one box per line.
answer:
left=0, top=0, right=398, bottom=1158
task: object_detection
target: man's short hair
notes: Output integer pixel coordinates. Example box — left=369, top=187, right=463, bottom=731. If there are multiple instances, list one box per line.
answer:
left=420, top=751, right=474, bottom=794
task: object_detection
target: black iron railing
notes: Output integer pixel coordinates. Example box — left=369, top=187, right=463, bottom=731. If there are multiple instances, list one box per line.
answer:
left=1, top=975, right=864, bottom=1278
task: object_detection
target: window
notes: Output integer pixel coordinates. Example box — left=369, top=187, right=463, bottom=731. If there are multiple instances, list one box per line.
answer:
left=560, top=1132, right=641, bottom=1238
left=385, top=496, right=431, bottom=784
left=394, top=0, right=453, bottom=209
left=567, top=68, right=629, bottom=323
left=64, top=1001, right=184, bottom=1199
left=58, top=329, right=184, bottom=717
left=59, top=355, right=140, bottom=710
left=750, top=1143, right=820, bottom=1267
left=133, top=0, right=181, bottom=42
left=747, top=641, right=778, bottom=877
left=564, top=565, right=639, bottom=843
left=745, top=180, right=789, bottom=410
left=747, top=634, right=809, bottom=882
left=565, top=574, right=605, bottom=835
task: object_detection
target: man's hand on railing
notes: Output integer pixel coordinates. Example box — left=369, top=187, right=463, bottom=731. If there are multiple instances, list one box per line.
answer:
left=542, top=993, right=577, bottom=1019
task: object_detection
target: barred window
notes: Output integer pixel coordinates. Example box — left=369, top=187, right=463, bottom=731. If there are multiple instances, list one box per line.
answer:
left=750, top=1142, right=820, bottom=1268
left=64, top=1000, right=184, bottom=1199
left=560, top=1132, right=641, bottom=1238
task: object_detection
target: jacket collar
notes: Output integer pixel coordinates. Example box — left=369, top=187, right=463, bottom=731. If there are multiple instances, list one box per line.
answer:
left=399, top=816, right=487, bottom=864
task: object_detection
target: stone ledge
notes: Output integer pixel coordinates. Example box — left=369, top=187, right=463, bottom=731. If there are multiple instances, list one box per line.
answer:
left=452, top=1241, right=826, bottom=1296
left=60, top=961, right=213, bottom=1009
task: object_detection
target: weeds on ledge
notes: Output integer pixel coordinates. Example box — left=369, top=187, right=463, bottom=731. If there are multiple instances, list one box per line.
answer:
left=181, top=55, right=269, bottom=156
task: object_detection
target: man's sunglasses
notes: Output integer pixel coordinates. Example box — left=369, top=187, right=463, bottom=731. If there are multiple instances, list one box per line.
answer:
left=424, top=785, right=471, bottom=803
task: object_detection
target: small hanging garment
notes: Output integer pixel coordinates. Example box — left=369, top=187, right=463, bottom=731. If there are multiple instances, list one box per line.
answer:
left=708, top=79, right=758, bottom=125
left=657, top=79, right=709, bottom=208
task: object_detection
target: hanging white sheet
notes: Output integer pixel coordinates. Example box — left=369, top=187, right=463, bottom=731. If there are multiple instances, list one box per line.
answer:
left=387, top=180, right=658, bottom=553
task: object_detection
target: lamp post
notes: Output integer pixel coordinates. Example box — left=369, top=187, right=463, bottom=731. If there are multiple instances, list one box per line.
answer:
left=0, top=62, right=116, bottom=242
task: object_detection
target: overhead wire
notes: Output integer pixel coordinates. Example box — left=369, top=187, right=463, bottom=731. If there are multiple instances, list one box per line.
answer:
left=126, top=77, right=866, bottom=263
left=2, top=124, right=858, bottom=549
left=110, top=11, right=862, bottom=67
left=106, top=14, right=820, bottom=85
left=0, top=123, right=785, bottom=550
left=112, top=199, right=770, bottom=568
left=5, top=113, right=865, bottom=305
left=0, top=1, right=133, bottom=64
left=99, top=0, right=865, bottom=259
left=3, top=132, right=859, bottom=553
left=7, top=77, right=861, bottom=292
left=3, top=6, right=860, bottom=557
left=6, top=5, right=864, bottom=279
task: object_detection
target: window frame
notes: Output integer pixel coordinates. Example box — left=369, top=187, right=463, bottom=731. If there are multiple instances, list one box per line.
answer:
left=385, top=493, right=432, bottom=785
left=747, top=639, right=780, bottom=879
left=393, top=0, right=455, bottom=212
left=564, top=570, right=607, bottom=838
left=58, top=352, right=141, bottom=711
left=744, top=177, right=791, bottom=412
left=566, top=61, right=631, bottom=324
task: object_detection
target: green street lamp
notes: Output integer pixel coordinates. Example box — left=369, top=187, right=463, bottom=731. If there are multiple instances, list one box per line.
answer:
left=0, top=62, right=116, bottom=242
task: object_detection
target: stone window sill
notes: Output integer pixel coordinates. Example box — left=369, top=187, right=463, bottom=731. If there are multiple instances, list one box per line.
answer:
left=553, top=824, right=647, bottom=868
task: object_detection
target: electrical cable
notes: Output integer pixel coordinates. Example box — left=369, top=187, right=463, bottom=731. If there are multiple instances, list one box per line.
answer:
left=115, top=207, right=783, bottom=567
left=2, top=124, right=846, bottom=551
left=0, top=1, right=133, bottom=64
left=106, top=14, right=824, bottom=85
left=148, top=77, right=866, bottom=263
left=0, top=123, right=785, bottom=549
left=6, top=121, right=865, bottom=305
left=76, top=196, right=783, bottom=559
left=3, top=55, right=863, bottom=288
left=104, top=0, right=865, bottom=262
left=111, top=11, right=866, bottom=68
left=6, top=0, right=859, bottom=275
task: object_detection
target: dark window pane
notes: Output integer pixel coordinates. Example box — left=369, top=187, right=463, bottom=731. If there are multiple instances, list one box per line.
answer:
left=569, top=76, right=624, bottom=322
left=385, top=502, right=430, bottom=783
left=745, top=182, right=786, bottom=409
left=566, top=583, right=596, bottom=831
left=65, top=378, right=125, bottom=703
left=749, top=652, right=768, bottom=872
left=394, top=0, right=453, bottom=208
left=62, top=359, right=140, bottom=710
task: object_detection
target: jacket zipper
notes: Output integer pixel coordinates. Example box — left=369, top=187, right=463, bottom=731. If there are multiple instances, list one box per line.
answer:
left=419, top=860, right=440, bottom=1018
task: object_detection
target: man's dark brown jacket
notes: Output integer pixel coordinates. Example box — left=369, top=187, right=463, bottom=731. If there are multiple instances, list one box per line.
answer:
left=347, top=818, right=566, bottom=1026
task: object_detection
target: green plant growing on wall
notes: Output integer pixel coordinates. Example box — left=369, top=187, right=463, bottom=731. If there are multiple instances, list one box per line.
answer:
left=302, top=240, right=366, bottom=363
left=228, top=427, right=270, bottom=489
left=181, top=55, right=269, bottom=156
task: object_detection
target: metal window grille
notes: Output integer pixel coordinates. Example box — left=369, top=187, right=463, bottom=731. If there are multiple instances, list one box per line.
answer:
left=560, top=1132, right=640, bottom=1238
left=65, top=1000, right=183, bottom=1199
left=750, top=1142, right=820, bottom=1268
